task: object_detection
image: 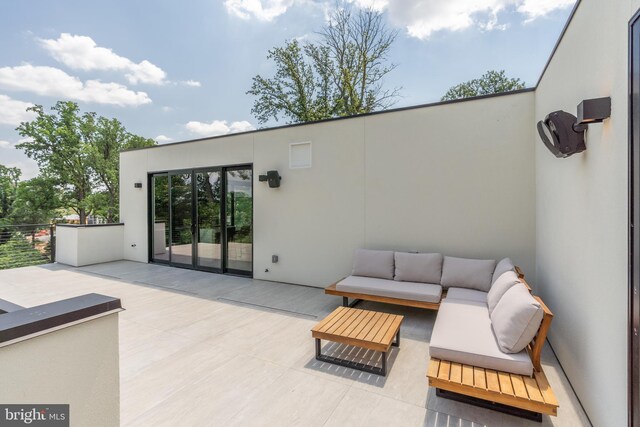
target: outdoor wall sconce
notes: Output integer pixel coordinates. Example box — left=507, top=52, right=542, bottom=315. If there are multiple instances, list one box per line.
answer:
left=259, top=170, right=281, bottom=188
left=134, top=182, right=143, bottom=188
left=537, top=96, right=611, bottom=158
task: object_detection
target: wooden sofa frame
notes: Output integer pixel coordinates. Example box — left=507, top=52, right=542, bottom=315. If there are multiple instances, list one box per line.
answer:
left=324, top=266, right=559, bottom=421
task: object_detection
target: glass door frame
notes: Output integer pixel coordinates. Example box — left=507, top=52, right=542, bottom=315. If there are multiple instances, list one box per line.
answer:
left=147, top=164, right=253, bottom=277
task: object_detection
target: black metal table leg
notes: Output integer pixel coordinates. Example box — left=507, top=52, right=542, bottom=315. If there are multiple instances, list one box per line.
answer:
left=342, top=297, right=349, bottom=307
left=392, top=327, right=400, bottom=347
left=381, top=351, right=387, bottom=376
left=315, top=339, right=390, bottom=376
left=315, top=338, right=321, bottom=357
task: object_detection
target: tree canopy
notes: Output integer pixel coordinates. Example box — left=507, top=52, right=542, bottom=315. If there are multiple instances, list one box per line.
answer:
left=14, top=101, right=155, bottom=224
left=248, top=6, right=400, bottom=124
left=441, top=70, right=525, bottom=101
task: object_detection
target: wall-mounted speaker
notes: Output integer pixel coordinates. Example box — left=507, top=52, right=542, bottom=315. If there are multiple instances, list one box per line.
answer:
left=537, top=111, right=586, bottom=158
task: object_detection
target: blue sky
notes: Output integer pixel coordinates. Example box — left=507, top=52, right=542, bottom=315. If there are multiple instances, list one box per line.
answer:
left=0, top=0, right=575, bottom=179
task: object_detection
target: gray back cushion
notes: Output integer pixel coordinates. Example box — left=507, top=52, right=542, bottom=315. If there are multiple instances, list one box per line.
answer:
left=487, top=270, right=520, bottom=315
left=492, top=257, right=515, bottom=284
left=352, top=249, right=395, bottom=280
left=394, top=252, right=443, bottom=284
left=440, top=256, right=497, bottom=291
left=491, top=284, right=544, bottom=353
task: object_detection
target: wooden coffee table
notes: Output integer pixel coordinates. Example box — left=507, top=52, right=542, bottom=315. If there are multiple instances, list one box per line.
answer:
left=311, top=306, right=403, bottom=376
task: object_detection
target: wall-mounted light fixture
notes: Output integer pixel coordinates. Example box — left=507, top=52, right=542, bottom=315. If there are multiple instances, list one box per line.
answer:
left=259, top=170, right=281, bottom=188
left=537, top=96, right=611, bottom=158
left=134, top=182, right=143, bottom=188
left=576, top=97, right=611, bottom=127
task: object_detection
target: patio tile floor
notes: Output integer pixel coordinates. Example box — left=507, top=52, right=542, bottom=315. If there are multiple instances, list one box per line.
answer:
left=0, top=261, right=591, bottom=426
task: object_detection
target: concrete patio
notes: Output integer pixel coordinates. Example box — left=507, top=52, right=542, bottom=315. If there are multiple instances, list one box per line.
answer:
left=0, top=261, right=591, bottom=426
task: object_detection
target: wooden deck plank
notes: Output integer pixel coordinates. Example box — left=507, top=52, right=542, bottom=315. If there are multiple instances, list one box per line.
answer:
left=462, top=365, right=474, bottom=386
left=322, top=307, right=359, bottom=334
left=355, top=311, right=384, bottom=340
left=314, top=307, right=350, bottom=333
left=380, top=315, right=403, bottom=344
left=523, top=376, right=545, bottom=403
left=332, top=309, right=367, bottom=336
left=346, top=310, right=377, bottom=339
left=450, top=363, right=462, bottom=383
left=362, top=313, right=390, bottom=342
left=372, top=315, right=396, bottom=343
left=428, top=359, right=440, bottom=378
left=438, top=361, right=451, bottom=380
left=473, top=367, right=486, bottom=390
left=510, top=374, right=529, bottom=399
left=534, top=371, right=559, bottom=406
left=498, top=371, right=514, bottom=395
left=485, top=370, right=500, bottom=393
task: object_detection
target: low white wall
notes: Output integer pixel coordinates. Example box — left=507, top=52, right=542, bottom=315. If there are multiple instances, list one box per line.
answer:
left=534, top=1, right=640, bottom=425
left=0, top=313, right=121, bottom=427
left=56, top=224, right=124, bottom=267
left=120, top=91, right=536, bottom=287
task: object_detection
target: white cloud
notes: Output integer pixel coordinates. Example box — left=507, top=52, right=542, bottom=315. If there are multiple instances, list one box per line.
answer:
left=224, top=0, right=296, bottom=21
left=155, top=135, right=173, bottom=142
left=39, top=33, right=167, bottom=85
left=0, top=94, right=36, bottom=126
left=181, top=80, right=202, bottom=87
left=185, top=119, right=255, bottom=136
left=161, top=106, right=173, bottom=113
left=0, top=140, right=11, bottom=148
left=0, top=64, right=151, bottom=107
left=386, top=0, right=575, bottom=38
left=518, top=0, right=575, bottom=22
left=6, top=159, right=39, bottom=180
left=226, top=0, right=574, bottom=39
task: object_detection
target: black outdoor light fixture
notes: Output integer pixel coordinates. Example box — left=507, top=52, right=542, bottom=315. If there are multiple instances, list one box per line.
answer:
left=537, top=96, right=611, bottom=158
left=259, top=170, right=281, bottom=188
left=134, top=182, right=143, bottom=188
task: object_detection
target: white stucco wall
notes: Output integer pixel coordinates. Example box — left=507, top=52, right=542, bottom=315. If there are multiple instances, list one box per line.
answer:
left=56, top=225, right=124, bottom=267
left=0, top=313, right=120, bottom=427
left=120, top=91, right=536, bottom=287
left=535, top=1, right=640, bottom=425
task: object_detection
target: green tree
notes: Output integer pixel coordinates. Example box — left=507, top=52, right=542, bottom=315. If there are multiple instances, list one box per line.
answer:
left=248, top=6, right=400, bottom=124
left=16, top=101, right=155, bottom=224
left=10, top=176, right=61, bottom=224
left=86, top=117, right=155, bottom=222
left=0, top=165, right=20, bottom=222
left=16, top=102, right=95, bottom=224
left=441, top=70, right=526, bottom=101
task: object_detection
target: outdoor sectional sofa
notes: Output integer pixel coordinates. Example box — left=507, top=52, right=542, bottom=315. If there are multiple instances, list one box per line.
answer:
left=325, top=249, right=558, bottom=420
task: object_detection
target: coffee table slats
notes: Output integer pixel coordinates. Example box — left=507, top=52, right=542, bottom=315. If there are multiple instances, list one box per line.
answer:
left=312, top=307, right=403, bottom=353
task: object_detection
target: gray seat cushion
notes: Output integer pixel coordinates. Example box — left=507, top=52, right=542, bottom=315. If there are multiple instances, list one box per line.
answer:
left=394, top=252, right=443, bottom=284
left=440, top=256, right=497, bottom=292
left=487, top=270, right=520, bottom=315
left=445, top=287, right=488, bottom=304
left=492, top=257, right=516, bottom=284
left=352, top=249, right=395, bottom=280
left=491, top=284, right=544, bottom=353
left=336, top=275, right=442, bottom=303
left=430, top=299, right=534, bottom=376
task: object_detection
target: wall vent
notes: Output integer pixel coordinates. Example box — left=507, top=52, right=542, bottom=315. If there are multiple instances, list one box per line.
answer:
left=289, top=142, right=312, bottom=169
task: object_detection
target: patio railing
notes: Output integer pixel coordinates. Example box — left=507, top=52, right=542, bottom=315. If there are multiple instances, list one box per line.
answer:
left=0, top=224, right=56, bottom=270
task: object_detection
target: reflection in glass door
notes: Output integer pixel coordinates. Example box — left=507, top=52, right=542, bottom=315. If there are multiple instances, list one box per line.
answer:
left=196, top=171, right=222, bottom=270
left=151, top=174, right=170, bottom=262
left=170, top=173, right=193, bottom=267
left=225, top=168, right=253, bottom=275
left=149, top=165, right=252, bottom=276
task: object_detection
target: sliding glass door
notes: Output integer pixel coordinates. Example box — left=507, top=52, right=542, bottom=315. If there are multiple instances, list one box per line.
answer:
left=196, top=170, right=222, bottom=270
left=149, top=165, right=252, bottom=276
left=225, top=168, right=253, bottom=275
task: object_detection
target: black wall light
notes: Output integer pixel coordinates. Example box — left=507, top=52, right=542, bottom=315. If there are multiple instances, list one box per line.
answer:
left=259, top=170, right=281, bottom=188
left=537, top=97, right=611, bottom=158
left=134, top=182, right=143, bottom=188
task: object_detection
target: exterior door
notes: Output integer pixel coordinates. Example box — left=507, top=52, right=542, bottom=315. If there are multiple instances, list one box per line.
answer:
left=149, top=165, right=252, bottom=277
left=169, top=172, right=194, bottom=267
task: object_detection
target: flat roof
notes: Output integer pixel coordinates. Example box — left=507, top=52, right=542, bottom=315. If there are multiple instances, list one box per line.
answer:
left=124, top=0, right=581, bottom=153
